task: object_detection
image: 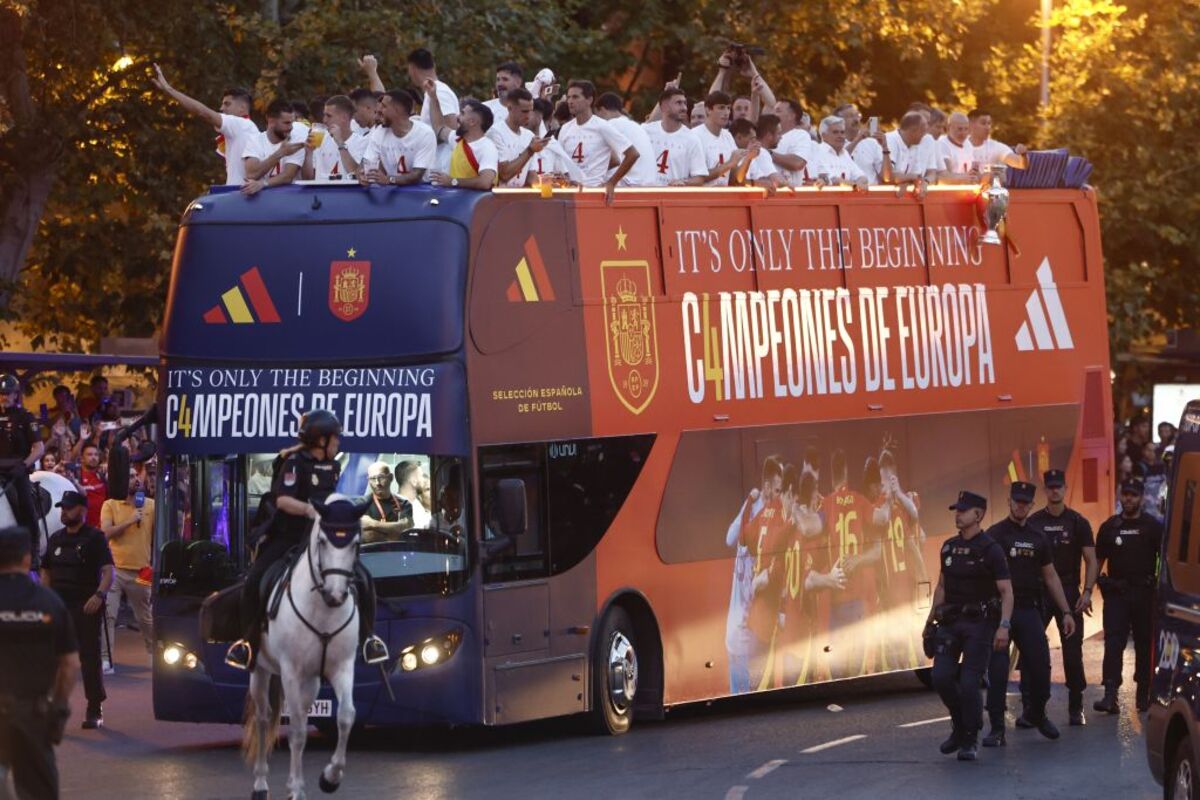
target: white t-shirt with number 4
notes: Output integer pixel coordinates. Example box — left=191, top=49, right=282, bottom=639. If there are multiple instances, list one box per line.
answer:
left=362, top=121, right=438, bottom=178
left=243, top=129, right=305, bottom=178
left=642, top=120, right=707, bottom=185
left=487, top=122, right=536, bottom=187
left=691, top=125, right=737, bottom=186
left=557, top=115, right=633, bottom=187
left=310, top=132, right=370, bottom=180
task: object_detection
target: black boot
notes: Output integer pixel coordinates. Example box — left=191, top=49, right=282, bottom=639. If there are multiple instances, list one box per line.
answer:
left=1068, top=691, right=1085, bottom=726
left=356, top=563, right=390, bottom=665
left=226, top=582, right=261, bottom=670
left=982, top=713, right=1006, bottom=747
left=940, top=730, right=963, bottom=755
left=82, top=704, right=103, bottom=730
left=1014, top=696, right=1034, bottom=728
left=1035, top=714, right=1061, bottom=740
left=1093, top=686, right=1119, bottom=714
left=1136, top=684, right=1150, bottom=713
left=957, top=740, right=979, bottom=761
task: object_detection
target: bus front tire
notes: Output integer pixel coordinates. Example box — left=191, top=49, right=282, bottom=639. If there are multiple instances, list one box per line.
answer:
left=589, top=606, right=638, bottom=736
left=1169, top=734, right=1200, bottom=800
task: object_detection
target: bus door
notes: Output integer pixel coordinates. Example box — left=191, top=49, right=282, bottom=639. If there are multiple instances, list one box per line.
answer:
left=478, top=444, right=588, bottom=724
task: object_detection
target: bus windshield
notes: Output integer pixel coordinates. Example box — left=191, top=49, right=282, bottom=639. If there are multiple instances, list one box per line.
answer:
left=155, top=451, right=468, bottom=599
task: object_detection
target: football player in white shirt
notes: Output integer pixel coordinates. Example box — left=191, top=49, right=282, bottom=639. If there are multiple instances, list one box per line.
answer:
left=348, top=89, right=381, bottom=138
left=593, top=93, right=657, bottom=188
left=883, top=112, right=940, bottom=186
left=642, top=88, right=708, bottom=186
left=771, top=99, right=815, bottom=186
left=151, top=64, right=261, bottom=186
left=487, top=88, right=550, bottom=187
left=936, top=112, right=982, bottom=184
left=731, top=117, right=784, bottom=191
left=690, top=91, right=739, bottom=185
left=967, top=109, right=1029, bottom=170
left=525, top=99, right=586, bottom=186
left=359, top=91, right=438, bottom=186
left=833, top=103, right=886, bottom=182
left=241, top=99, right=306, bottom=195
left=429, top=100, right=498, bottom=191
left=812, top=116, right=868, bottom=188
left=302, top=95, right=368, bottom=180
left=407, top=48, right=460, bottom=170
left=558, top=81, right=640, bottom=202
left=484, top=61, right=524, bottom=127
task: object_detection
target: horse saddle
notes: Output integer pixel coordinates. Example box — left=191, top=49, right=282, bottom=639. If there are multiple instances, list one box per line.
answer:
left=263, top=548, right=304, bottom=622
left=1, top=477, right=51, bottom=519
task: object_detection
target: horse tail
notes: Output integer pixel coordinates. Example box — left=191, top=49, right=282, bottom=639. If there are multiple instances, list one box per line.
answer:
left=241, top=674, right=283, bottom=765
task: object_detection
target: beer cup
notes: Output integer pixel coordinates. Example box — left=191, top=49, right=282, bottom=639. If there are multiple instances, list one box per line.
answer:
left=309, top=123, right=327, bottom=148
left=537, top=172, right=553, bottom=198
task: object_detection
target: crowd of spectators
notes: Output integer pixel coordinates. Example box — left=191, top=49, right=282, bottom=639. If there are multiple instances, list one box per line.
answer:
left=153, top=47, right=1030, bottom=199
left=1116, top=415, right=1176, bottom=520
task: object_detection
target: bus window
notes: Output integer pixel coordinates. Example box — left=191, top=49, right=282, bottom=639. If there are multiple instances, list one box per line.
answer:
left=1168, top=453, right=1200, bottom=595
left=481, top=445, right=548, bottom=582
left=156, top=454, right=246, bottom=597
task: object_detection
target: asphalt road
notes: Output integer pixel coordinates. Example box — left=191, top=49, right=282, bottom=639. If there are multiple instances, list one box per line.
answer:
left=54, top=629, right=1158, bottom=800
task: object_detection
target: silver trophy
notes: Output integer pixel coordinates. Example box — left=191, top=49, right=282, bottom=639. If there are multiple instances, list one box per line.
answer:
left=979, top=164, right=1009, bottom=246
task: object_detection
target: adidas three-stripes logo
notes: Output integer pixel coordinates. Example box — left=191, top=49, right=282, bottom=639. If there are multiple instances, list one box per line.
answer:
left=1015, top=258, right=1074, bottom=352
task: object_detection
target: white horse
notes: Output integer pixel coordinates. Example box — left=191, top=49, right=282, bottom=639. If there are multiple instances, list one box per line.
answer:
left=0, top=470, right=78, bottom=558
left=242, top=494, right=369, bottom=800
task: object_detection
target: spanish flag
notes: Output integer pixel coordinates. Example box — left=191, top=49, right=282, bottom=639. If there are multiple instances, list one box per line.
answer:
left=450, top=137, right=480, bottom=181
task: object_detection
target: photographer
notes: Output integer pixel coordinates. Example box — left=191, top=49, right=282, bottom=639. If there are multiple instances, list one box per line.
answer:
left=0, top=526, right=80, bottom=800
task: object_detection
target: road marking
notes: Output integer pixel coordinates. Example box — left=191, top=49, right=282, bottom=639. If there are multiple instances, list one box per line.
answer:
left=746, top=759, right=786, bottom=779
left=724, top=786, right=748, bottom=800
left=898, top=716, right=951, bottom=728
left=801, top=734, right=867, bottom=753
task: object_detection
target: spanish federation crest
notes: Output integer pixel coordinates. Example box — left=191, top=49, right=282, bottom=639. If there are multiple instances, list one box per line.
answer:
left=328, top=260, right=371, bottom=322
left=601, top=260, right=659, bottom=415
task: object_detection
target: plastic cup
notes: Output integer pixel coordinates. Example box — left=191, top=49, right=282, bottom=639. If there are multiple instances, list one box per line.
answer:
left=309, top=124, right=327, bottom=148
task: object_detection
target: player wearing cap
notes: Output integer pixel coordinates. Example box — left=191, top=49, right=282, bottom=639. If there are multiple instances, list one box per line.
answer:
left=980, top=481, right=1076, bottom=747
left=1027, top=468, right=1097, bottom=726
left=927, top=490, right=1013, bottom=761
left=1094, top=477, right=1163, bottom=713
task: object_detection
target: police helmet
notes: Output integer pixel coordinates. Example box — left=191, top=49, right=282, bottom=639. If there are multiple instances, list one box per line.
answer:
left=0, top=373, right=19, bottom=395
left=299, top=409, right=342, bottom=446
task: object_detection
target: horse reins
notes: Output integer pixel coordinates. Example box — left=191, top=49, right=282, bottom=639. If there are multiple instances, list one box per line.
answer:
left=283, top=527, right=359, bottom=681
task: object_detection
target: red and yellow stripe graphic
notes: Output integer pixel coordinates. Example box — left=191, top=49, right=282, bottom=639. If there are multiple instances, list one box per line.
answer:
left=506, top=236, right=556, bottom=303
left=203, top=267, right=282, bottom=324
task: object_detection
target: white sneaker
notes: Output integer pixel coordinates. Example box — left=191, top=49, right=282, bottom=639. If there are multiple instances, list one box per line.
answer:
left=102, top=660, right=115, bottom=675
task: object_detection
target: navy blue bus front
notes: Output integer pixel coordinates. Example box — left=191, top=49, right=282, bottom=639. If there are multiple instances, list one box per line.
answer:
left=151, top=185, right=490, bottom=727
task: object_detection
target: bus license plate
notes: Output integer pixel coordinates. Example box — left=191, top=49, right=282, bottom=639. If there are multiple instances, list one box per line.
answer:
left=309, top=700, right=332, bottom=717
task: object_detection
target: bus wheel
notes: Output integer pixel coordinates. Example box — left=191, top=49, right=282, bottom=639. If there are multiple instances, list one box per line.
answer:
left=1170, top=734, right=1199, bottom=800
left=914, top=668, right=933, bottom=690
left=590, top=606, right=638, bottom=736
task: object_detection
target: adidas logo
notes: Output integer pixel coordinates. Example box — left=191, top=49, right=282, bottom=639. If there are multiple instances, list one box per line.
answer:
left=203, top=267, right=281, bottom=324
left=506, top=236, right=556, bottom=303
left=1015, top=258, right=1074, bottom=352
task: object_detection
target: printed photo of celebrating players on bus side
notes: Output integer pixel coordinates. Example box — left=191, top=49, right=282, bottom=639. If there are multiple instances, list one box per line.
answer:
left=656, top=404, right=1081, bottom=696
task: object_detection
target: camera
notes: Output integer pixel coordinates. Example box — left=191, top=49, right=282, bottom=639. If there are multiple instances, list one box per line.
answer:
left=725, top=41, right=765, bottom=68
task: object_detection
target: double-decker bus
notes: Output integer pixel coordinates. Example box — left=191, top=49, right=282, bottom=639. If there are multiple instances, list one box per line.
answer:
left=151, top=181, right=1113, bottom=734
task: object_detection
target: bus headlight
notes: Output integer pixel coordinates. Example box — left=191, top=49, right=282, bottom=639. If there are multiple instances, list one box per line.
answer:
left=398, top=628, right=463, bottom=672
left=160, top=643, right=201, bottom=670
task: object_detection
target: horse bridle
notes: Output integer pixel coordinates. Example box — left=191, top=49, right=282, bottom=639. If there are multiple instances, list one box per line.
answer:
left=283, top=524, right=360, bottom=681
left=307, top=525, right=359, bottom=606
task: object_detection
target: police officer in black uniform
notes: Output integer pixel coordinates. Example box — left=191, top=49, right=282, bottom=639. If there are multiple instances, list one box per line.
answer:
left=1026, top=468, right=1097, bottom=726
left=927, top=491, right=1014, bottom=761
left=0, top=373, right=46, bottom=566
left=1094, top=477, right=1163, bottom=713
left=981, top=481, right=1076, bottom=746
left=0, top=526, right=79, bottom=800
left=226, top=410, right=389, bottom=669
left=40, top=491, right=113, bottom=730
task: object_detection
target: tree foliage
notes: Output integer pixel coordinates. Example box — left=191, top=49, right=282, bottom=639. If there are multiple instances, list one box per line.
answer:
left=2, top=0, right=1196, bottom=381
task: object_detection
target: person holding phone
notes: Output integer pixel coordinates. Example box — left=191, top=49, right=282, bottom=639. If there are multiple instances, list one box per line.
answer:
left=487, top=87, right=551, bottom=187
left=99, top=462, right=156, bottom=663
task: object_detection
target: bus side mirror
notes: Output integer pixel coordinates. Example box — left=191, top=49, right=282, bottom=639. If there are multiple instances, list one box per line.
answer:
left=495, top=478, right=528, bottom=538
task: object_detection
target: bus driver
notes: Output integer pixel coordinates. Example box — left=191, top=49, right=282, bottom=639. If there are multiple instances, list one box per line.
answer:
left=225, top=410, right=389, bottom=669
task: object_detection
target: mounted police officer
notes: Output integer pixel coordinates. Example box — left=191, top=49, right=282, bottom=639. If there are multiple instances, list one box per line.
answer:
left=981, top=481, right=1076, bottom=747
left=0, top=373, right=45, bottom=567
left=927, top=490, right=1013, bottom=761
left=226, top=410, right=389, bottom=670
left=0, top=526, right=79, bottom=800
left=1094, top=477, right=1162, bottom=714
left=1026, top=468, right=1097, bottom=726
